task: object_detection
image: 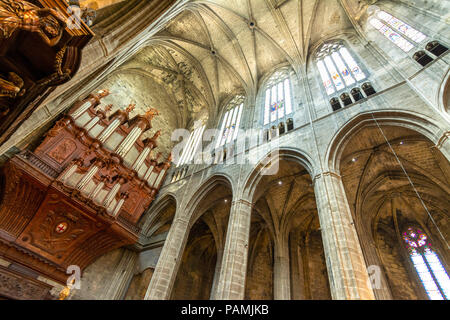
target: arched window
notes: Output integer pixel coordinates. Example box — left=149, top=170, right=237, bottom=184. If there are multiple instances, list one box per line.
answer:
left=369, top=10, right=426, bottom=53
left=177, top=124, right=205, bottom=167
left=403, top=226, right=450, bottom=300
left=215, top=95, right=244, bottom=148
left=426, top=41, right=448, bottom=57
left=263, top=69, right=293, bottom=126
left=316, top=42, right=367, bottom=96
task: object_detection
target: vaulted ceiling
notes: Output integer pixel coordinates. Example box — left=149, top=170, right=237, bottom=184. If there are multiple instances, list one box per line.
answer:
left=95, top=0, right=379, bottom=155
left=339, top=125, right=450, bottom=244
left=252, top=160, right=318, bottom=242
left=78, top=0, right=139, bottom=29
left=79, top=0, right=127, bottom=9
left=112, top=0, right=375, bottom=122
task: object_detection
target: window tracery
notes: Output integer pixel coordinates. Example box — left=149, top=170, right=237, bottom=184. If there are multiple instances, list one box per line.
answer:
left=263, top=69, right=293, bottom=126
left=216, top=95, right=244, bottom=148
left=403, top=227, right=450, bottom=300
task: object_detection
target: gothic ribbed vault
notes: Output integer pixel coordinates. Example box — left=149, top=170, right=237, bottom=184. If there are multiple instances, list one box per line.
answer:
left=101, top=0, right=378, bottom=141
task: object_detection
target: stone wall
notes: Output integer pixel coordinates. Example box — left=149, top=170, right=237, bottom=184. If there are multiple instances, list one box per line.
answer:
left=68, top=248, right=137, bottom=300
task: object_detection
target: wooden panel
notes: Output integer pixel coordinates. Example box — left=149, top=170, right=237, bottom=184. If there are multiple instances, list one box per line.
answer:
left=0, top=265, right=53, bottom=300
left=16, top=190, right=102, bottom=265
left=0, top=0, right=94, bottom=146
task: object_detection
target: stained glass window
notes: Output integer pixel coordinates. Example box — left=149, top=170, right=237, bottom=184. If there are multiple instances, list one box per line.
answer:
left=216, top=95, right=244, bottom=148
left=177, top=124, right=205, bottom=167
left=377, top=11, right=426, bottom=43
left=403, top=227, right=450, bottom=300
left=263, top=69, right=293, bottom=125
left=369, top=10, right=426, bottom=53
left=316, top=42, right=367, bottom=96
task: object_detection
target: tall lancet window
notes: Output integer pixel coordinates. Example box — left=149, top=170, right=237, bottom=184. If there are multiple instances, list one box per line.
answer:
left=369, top=10, right=427, bottom=52
left=403, top=226, right=450, bottom=300
left=216, top=95, right=244, bottom=148
left=263, top=69, right=293, bottom=126
left=316, top=42, right=367, bottom=96
left=177, top=124, right=206, bottom=167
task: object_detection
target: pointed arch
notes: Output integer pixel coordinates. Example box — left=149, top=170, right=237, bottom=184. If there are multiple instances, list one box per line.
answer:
left=325, top=110, right=447, bottom=173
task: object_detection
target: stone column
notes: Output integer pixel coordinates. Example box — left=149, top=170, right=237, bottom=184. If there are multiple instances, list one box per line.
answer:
left=144, top=217, right=190, bottom=300
left=273, top=237, right=291, bottom=300
left=213, top=199, right=252, bottom=300
left=313, top=171, right=375, bottom=300
left=102, top=249, right=138, bottom=300
left=289, top=233, right=303, bottom=300
left=357, top=229, right=393, bottom=300
left=209, top=248, right=223, bottom=299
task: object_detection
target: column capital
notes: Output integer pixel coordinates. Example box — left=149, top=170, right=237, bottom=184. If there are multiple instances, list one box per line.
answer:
left=435, top=131, right=450, bottom=149
left=172, top=217, right=190, bottom=226
left=313, top=170, right=342, bottom=183
left=231, top=199, right=253, bottom=208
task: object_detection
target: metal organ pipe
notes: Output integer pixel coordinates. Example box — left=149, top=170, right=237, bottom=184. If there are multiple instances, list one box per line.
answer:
left=85, top=116, right=100, bottom=132
left=71, top=101, right=95, bottom=119
left=132, top=147, right=150, bottom=171
left=144, top=154, right=161, bottom=183
left=144, top=164, right=154, bottom=181
left=89, top=181, right=104, bottom=200
left=103, top=183, right=121, bottom=208
left=112, top=197, right=125, bottom=217
left=97, top=119, right=120, bottom=143
left=147, top=169, right=158, bottom=187
left=154, top=169, right=166, bottom=189
left=76, top=166, right=98, bottom=191
left=63, top=99, right=169, bottom=217
left=116, top=127, right=143, bottom=158
left=59, top=164, right=78, bottom=183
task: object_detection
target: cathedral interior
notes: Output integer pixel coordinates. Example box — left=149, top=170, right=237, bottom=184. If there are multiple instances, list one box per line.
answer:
left=0, top=0, right=449, bottom=301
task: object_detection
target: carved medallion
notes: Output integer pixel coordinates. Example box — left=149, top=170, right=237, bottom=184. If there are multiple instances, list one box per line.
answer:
left=48, top=139, right=77, bottom=164
left=55, top=222, right=68, bottom=234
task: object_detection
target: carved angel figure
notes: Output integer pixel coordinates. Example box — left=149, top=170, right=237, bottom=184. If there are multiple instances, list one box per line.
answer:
left=125, top=103, right=136, bottom=113
left=151, top=130, right=161, bottom=141
left=84, top=89, right=110, bottom=106
left=145, top=107, right=160, bottom=121
left=0, top=0, right=66, bottom=46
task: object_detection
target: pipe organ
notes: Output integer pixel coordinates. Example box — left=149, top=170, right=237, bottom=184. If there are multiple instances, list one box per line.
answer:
left=0, top=90, right=171, bottom=294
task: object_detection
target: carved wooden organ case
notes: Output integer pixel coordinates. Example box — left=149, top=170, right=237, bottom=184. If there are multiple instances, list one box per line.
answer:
left=0, top=90, right=171, bottom=289
left=0, top=0, right=94, bottom=146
